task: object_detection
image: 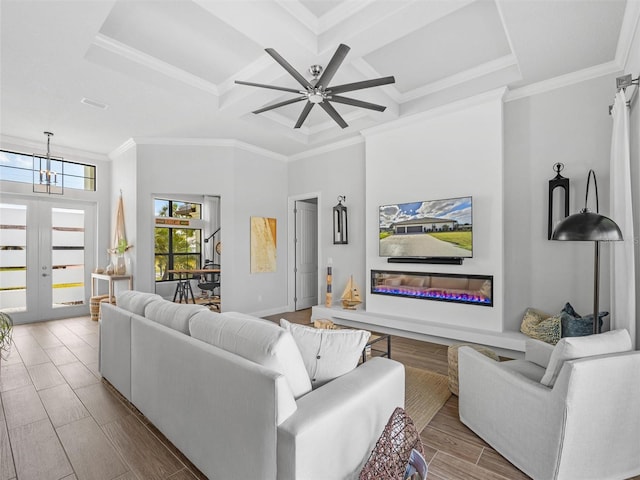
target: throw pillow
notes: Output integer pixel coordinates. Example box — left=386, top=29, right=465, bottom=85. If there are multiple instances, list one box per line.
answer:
left=560, top=303, right=608, bottom=337
left=189, top=312, right=312, bottom=399
left=520, top=308, right=560, bottom=345
left=540, top=329, right=632, bottom=387
left=280, top=319, right=370, bottom=388
left=116, top=290, right=163, bottom=316
left=144, top=300, right=207, bottom=335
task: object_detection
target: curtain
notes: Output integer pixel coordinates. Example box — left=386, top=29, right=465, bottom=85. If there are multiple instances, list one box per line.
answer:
left=610, top=90, right=636, bottom=348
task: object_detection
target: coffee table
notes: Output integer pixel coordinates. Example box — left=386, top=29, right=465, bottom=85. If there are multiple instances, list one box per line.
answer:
left=363, top=331, right=391, bottom=363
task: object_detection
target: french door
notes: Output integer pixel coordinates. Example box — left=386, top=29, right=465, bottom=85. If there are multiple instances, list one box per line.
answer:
left=0, top=196, right=95, bottom=323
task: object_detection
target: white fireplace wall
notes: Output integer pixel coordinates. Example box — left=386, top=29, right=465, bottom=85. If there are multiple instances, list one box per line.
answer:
left=363, top=89, right=505, bottom=332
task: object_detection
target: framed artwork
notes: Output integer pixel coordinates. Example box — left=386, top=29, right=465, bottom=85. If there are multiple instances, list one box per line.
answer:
left=250, top=217, right=277, bottom=273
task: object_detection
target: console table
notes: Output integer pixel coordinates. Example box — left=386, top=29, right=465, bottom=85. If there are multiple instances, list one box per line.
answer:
left=91, top=273, right=133, bottom=303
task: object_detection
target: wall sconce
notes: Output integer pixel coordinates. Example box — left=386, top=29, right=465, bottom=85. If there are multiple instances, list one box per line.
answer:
left=33, top=131, right=63, bottom=195
left=333, top=195, right=348, bottom=244
left=548, top=163, right=569, bottom=239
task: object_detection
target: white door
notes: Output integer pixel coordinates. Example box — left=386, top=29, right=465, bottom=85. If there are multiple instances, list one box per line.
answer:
left=0, top=198, right=95, bottom=323
left=294, top=200, right=318, bottom=310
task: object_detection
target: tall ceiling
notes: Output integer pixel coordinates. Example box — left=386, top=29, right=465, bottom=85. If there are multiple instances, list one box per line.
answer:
left=0, top=0, right=635, bottom=158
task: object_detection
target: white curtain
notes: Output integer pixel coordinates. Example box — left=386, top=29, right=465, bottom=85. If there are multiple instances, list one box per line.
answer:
left=610, top=90, right=636, bottom=348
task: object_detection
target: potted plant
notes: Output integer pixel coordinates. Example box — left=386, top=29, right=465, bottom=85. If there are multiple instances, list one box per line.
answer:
left=0, top=311, right=13, bottom=366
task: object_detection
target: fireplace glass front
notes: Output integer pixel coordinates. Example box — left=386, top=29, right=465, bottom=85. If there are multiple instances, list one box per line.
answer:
left=371, top=270, right=493, bottom=307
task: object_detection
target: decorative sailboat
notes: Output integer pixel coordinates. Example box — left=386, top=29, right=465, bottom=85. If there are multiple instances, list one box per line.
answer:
left=341, top=275, right=362, bottom=310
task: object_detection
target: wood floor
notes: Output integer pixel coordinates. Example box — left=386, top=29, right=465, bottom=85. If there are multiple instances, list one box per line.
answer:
left=1, top=309, right=636, bottom=480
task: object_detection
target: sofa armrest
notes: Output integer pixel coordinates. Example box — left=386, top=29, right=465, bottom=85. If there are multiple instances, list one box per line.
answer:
left=458, top=347, right=564, bottom=479
left=524, top=338, right=555, bottom=368
left=277, top=357, right=404, bottom=480
left=99, top=303, right=133, bottom=401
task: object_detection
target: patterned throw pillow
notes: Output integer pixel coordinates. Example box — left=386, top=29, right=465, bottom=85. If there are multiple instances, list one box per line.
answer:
left=560, top=302, right=608, bottom=337
left=520, top=308, right=561, bottom=345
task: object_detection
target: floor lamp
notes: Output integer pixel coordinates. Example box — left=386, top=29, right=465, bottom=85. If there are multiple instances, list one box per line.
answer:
left=552, top=169, right=623, bottom=334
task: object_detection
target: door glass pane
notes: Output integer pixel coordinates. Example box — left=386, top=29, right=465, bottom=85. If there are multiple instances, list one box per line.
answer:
left=0, top=203, right=27, bottom=312
left=51, top=208, right=85, bottom=307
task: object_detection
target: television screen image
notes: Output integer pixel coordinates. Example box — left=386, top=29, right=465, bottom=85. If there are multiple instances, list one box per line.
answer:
left=379, top=197, right=473, bottom=258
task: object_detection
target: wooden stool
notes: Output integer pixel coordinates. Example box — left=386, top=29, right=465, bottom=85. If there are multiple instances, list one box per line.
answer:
left=90, top=295, right=109, bottom=321
left=98, top=296, right=116, bottom=320
left=447, top=343, right=499, bottom=396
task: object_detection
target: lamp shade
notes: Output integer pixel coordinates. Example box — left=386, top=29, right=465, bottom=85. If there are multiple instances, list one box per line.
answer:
left=551, top=210, right=623, bottom=242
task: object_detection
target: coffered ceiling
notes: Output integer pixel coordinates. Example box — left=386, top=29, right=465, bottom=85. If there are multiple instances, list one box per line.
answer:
left=0, top=0, right=636, bottom=158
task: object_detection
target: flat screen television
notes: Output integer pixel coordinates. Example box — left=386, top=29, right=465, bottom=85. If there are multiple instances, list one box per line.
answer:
left=379, top=196, right=473, bottom=259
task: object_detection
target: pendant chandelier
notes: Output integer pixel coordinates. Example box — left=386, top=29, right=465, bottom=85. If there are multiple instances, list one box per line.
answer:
left=33, top=131, right=63, bottom=194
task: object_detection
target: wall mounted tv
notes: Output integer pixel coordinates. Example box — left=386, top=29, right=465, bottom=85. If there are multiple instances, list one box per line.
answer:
left=379, top=196, right=473, bottom=261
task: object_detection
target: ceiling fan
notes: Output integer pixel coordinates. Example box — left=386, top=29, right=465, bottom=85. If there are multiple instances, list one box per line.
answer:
left=235, top=44, right=395, bottom=129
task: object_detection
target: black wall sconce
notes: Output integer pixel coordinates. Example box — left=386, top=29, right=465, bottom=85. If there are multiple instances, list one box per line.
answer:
left=333, top=195, right=348, bottom=244
left=548, top=163, right=570, bottom=240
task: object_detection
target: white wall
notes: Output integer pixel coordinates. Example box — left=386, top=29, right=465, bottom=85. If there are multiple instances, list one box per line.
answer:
left=111, top=141, right=288, bottom=315
left=110, top=142, right=137, bottom=295
left=503, top=74, right=618, bottom=331
left=287, top=140, right=367, bottom=307
left=363, top=90, right=505, bottom=332
left=624, top=17, right=640, bottom=347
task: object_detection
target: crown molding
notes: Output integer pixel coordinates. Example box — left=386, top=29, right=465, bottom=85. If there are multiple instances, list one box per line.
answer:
left=1, top=134, right=108, bottom=162
left=615, top=0, right=640, bottom=70
left=108, top=138, right=137, bottom=160
left=401, top=54, right=518, bottom=103
left=504, top=61, right=620, bottom=102
left=288, top=135, right=364, bottom=162
left=362, top=87, right=507, bottom=137
left=114, top=137, right=288, bottom=162
left=275, top=0, right=319, bottom=36
left=92, top=34, right=219, bottom=96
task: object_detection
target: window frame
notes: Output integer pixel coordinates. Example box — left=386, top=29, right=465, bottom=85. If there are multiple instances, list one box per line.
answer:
left=154, top=199, right=203, bottom=283
left=0, top=149, right=96, bottom=192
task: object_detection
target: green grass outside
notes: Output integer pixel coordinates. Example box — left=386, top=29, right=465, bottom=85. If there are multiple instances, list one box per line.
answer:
left=428, top=231, right=472, bottom=251
left=379, top=231, right=392, bottom=240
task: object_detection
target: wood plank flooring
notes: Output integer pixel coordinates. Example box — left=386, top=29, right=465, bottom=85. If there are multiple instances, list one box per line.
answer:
left=0, top=311, right=636, bottom=480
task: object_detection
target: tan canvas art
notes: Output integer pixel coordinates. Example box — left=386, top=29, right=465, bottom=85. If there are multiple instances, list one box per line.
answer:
left=250, top=217, right=277, bottom=273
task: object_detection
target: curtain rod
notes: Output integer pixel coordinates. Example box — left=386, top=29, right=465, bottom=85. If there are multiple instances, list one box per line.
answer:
left=609, top=73, right=638, bottom=115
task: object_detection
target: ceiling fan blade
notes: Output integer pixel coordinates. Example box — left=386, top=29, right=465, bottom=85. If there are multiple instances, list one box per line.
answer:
left=330, top=95, right=387, bottom=112
left=294, top=102, right=314, bottom=129
left=317, top=44, right=350, bottom=88
left=252, top=96, right=307, bottom=114
left=265, top=48, right=312, bottom=89
left=328, top=76, right=395, bottom=94
left=320, top=102, right=348, bottom=129
left=235, top=80, right=302, bottom=94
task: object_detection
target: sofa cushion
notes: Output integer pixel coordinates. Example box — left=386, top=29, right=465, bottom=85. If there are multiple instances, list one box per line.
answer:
left=540, top=329, right=632, bottom=387
left=145, top=300, right=207, bottom=335
left=280, top=319, right=370, bottom=388
left=116, top=290, right=163, bottom=316
left=189, top=312, right=312, bottom=399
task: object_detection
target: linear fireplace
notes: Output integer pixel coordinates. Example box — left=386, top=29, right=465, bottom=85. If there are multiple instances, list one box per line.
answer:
left=371, top=270, right=493, bottom=307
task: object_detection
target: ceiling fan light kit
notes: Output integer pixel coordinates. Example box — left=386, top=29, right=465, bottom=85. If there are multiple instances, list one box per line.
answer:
left=235, top=44, right=395, bottom=129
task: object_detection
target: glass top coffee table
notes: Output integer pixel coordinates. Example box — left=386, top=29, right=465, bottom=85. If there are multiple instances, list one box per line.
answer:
left=363, top=331, right=391, bottom=363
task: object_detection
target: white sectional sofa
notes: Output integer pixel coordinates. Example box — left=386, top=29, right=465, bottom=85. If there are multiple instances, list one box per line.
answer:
left=99, top=291, right=405, bottom=480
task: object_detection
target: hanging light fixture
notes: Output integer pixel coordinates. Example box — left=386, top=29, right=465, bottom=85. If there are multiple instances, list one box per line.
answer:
left=333, top=195, right=348, bottom=244
left=33, top=131, right=63, bottom=194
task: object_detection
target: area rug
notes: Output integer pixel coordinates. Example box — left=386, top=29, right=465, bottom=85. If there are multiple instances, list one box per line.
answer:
left=404, top=366, right=451, bottom=434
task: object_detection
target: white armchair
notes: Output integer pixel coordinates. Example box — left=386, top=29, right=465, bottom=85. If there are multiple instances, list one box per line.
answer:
left=458, top=330, right=640, bottom=480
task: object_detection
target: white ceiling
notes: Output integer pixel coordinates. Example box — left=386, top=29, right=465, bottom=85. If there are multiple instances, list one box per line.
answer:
left=0, top=0, right=635, bottom=158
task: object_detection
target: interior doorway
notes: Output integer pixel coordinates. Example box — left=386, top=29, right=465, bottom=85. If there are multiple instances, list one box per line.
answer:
left=292, top=196, right=319, bottom=311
